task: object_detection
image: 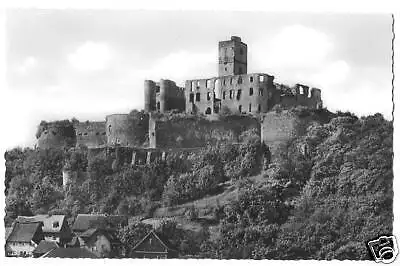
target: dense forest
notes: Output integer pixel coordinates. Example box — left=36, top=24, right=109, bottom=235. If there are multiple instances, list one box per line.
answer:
left=4, top=107, right=393, bottom=259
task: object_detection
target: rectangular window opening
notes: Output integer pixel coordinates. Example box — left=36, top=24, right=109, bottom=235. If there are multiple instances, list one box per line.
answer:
left=236, top=89, right=242, bottom=100
left=196, top=93, right=201, bottom=102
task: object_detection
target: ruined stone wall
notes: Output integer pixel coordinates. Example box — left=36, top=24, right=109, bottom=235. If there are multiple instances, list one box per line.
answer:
left=275, top=84, right=323, bottom=109
left=150, top=114, right=259, bottom=149
left=105, top=112, right=149, bottom=147
left=37, top=121, right=76, bottom=149
left=156, top=79, right=185, bottom=112
left=75, top=121, right=107, bottom=148
left=261, top=108, right=330, bottom=163
left=185, top=73, right=276, bottom=115
left=261, top=110, right=305, bottom=163
left=144, top=80, right=157, bottom=112
left=145, top=79, right=185, bottom=113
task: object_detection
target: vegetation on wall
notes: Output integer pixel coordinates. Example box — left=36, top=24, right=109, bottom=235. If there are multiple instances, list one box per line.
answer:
left=4, top=109, right=393, bottom=260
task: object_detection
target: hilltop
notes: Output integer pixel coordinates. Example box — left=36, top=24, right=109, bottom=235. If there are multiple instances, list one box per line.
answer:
left=4, top=106, right=393, bottom=259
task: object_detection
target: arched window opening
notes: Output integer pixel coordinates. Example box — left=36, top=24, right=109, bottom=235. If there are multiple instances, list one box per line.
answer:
left=205, top=107, right=212, bottom=115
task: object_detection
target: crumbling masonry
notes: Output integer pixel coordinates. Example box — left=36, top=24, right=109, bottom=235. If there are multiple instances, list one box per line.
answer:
left=37, top=36, right=324, bottom=169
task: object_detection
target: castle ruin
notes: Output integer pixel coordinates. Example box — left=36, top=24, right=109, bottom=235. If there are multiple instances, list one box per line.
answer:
left=144, top=36, right=322, bottom=115
left=37, top=36, right=324, bottom=164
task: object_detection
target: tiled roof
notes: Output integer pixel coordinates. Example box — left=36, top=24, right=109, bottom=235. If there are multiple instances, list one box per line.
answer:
left=42, top=247, right=99, bottom=258
left=132, top=230, right=176, bottom=252
left=66, top=236, right=82, bottom=247
left=78, top=228, right=121, bottom=245
left=72, top=214, right=127, bottom=231
left=17, top=215, right=65, bottom=233
left=33, top=240, right=59, bottom=254
left=5, top=227, right=13, bottom=240
left=79, top=228, right=98, bottom=238
left=7, top=222, right=42, bottom=243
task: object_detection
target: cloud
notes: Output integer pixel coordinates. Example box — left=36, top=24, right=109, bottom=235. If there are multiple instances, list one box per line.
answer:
left=254, top=25, right=334, bottom=70
left=16, top=56, right=37, bottom=74
left=67, top=41, right=113, bottom=71
left=310, top=60, right=351, bottom=87
left=141, top=50, right=216, bottom=81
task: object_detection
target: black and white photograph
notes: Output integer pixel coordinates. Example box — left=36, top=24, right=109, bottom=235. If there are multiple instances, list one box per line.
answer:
left=1, top=1, right=399, bottom=263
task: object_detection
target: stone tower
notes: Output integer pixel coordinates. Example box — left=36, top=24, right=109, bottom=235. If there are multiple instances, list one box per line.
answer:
left=218, top=36, right=247, bottom=77
left=62, top=161, right=76, bottom=190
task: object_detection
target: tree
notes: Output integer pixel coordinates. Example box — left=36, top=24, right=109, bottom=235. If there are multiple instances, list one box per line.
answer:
left=117, top=222, right=152, bottom=257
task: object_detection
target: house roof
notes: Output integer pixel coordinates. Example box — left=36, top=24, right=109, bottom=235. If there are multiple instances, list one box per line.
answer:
left=79, top=228, right=98, bottom=238
left=72, top=214, right=128, bottom=231
left=16, top=215, right=66, bottom=233
left=7, top=222, right=42, bottom=243
left=5, top=227, right=13, bottom=240
left=132, top=230, right=177, bottom=253
left=66, top=236, right=82, bottom=247
left=42, top=247, right=99, bottom=258
left=33, top=240, right=59, bottom=254
left=78, top=228, right=121, bottom=246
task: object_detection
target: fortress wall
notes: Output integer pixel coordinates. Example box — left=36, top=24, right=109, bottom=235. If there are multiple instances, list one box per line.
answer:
left=37, top=122, right=76, bottom=149
left=152, top=115, right=259, bottom=149
left=75, top=121, right=107, bottom=148
left=261, top=109, right=323, bottom=163
left=106, top=112, right=149, bottom=147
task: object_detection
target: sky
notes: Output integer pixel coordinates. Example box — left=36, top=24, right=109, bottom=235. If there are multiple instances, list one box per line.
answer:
left=3, top=10, right=393, bottom=148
